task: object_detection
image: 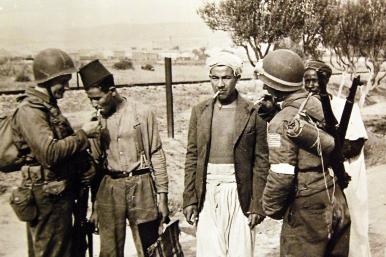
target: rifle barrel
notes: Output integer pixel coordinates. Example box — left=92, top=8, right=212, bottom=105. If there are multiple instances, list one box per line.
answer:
left=338, top=76, right=361, bottom=141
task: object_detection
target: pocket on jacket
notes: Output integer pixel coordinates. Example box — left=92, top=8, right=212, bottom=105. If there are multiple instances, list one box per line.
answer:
left=9, top=186, right=37, bottom=222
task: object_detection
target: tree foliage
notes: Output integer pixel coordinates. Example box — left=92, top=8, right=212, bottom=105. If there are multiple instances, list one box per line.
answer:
left=199, top=0, right=386, bottom=106
left=321, top=0, right=386, bottom=106
left=290, top=0, right=334, bottom=59
left=198, top=0, right=302, bottom=66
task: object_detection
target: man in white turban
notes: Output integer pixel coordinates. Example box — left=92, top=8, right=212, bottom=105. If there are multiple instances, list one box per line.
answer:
left=183, top=50, right=269, bottom=257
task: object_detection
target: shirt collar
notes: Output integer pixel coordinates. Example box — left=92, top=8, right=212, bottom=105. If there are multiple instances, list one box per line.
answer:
left=24, top=87, right=55, bottom=105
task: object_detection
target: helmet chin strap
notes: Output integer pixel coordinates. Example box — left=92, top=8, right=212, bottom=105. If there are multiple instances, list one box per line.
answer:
left=38, top=82, right=57, bottom=104
left=46, top=86, right=56, bottom=104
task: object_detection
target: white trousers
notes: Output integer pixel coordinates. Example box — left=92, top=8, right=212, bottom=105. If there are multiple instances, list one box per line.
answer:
left=196, top=163, right=256, bottom=257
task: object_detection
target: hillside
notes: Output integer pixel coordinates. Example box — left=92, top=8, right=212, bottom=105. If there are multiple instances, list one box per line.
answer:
left=0, top=22, right=231, bottom=54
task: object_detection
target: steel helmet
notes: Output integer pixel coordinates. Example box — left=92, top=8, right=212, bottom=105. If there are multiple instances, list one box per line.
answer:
left=256, top=49, right=304, bottom=92
left=33, top=48, right=76, bottom=84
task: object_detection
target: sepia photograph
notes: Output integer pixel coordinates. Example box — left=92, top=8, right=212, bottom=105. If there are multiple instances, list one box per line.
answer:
left=0, top=0, right=385, bottom=256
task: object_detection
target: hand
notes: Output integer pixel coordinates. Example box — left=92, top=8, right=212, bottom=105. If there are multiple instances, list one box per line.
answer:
left=317, top=70, right=329, bottom=94
left=248, top=213, right=265, bottom=229
left=80, top=165, right=96, bottom=186
left=89, top=209, right=99, bottom=234
left=81, top=121, right=101, bottom=138
left=158, top=193, right=170, bottom=224
left=183, top=204, right=198, bottom=225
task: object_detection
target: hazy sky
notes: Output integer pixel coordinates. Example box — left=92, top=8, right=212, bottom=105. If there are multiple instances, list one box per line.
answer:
left=0, top=0, right=204, bottom=29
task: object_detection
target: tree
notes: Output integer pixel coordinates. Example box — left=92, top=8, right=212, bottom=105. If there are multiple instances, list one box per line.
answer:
left=288, top=0, right=335, bottom=59
left=321, top=0, right=386, bottom=106
left=357, top=0, right=386, bottom=106
left=198, top=0, right=338, bottom=64
left=198, top=0, right=303, bottom=66
left=192, top=47, right=209, bottom=60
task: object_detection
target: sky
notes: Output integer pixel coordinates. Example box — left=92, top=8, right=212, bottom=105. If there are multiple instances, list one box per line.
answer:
left=0, top=0, right=205, bottom=29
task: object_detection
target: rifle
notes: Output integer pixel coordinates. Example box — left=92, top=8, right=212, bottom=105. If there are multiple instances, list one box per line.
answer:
left=317, top=71, right=363, bottom=189
left=338, top=76, right=363, bottom=141
left=72, top=184, right=94, bottom=257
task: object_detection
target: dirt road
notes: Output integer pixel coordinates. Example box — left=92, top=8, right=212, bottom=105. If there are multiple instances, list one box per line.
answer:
left=0, top=165, right=385, bottom=257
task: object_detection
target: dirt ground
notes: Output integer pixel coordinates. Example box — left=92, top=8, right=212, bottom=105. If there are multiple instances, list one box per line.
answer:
left=0, top=164, right=385, bottom=256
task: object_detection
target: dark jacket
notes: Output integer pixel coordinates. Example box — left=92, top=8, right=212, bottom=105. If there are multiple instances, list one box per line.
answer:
left=12, top=88, right=90, bottom=181
left=183, top=93, right=269, bottom=216
left=262, top=89, right=335, bottom=219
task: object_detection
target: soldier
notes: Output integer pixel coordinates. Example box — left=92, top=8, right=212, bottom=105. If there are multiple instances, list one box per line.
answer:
left=11, top=48, right=98, bottom=257
left=304, top=60, right=371, bottom=257
left=78, top=60, right=169, bottom=257
left=259, top=49, right=351, bottom=256
left=183, top=51, right=269, bottom=257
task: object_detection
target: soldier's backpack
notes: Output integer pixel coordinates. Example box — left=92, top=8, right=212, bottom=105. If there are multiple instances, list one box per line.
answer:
left=0, top=110, right=24, bottom=172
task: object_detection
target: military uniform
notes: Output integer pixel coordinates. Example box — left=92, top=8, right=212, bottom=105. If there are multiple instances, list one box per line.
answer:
left=12, top=88, right=91, bottom=257
left=262, top=89, right=351, bottom=257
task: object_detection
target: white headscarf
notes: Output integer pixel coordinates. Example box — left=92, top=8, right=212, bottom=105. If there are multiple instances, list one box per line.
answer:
left=206, top=50, right=243, bottom=76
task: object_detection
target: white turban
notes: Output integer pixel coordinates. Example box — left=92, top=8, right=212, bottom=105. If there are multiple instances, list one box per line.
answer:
left=206, top=50, right=243, bottom=76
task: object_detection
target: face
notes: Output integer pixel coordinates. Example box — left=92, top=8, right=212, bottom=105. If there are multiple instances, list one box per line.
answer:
left=86, top=87, right=116, bottom=118
left=49, top=74, right=72, bottom=99
left=209, top=66, right=239, bottom=102
left=304, top=69, right=319, bottom=94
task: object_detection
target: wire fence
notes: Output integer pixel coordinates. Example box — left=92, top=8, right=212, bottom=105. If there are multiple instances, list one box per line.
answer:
left=0, top=70, right=372, bottom=96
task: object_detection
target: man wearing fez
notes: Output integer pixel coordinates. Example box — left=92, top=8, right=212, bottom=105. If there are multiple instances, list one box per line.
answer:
left=78, top=60, right=169, bottom=257
left=183, top=50, right=269, bottom=257
left=260, top=49, right=350, bottom=257
left=304, top=60, right=371, bottom=257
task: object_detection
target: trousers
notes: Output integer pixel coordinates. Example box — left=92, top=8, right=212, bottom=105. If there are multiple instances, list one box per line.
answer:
left=96, top=173, right=159, bottom=257
left=196, top=163, right=256, bottom=257
left=27, top=185, right=73, bottom=257
left=281, top=183, right=351, bottom=257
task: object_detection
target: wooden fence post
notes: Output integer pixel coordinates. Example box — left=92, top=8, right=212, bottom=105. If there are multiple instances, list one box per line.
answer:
left=165, top=57, right=174, bottom=138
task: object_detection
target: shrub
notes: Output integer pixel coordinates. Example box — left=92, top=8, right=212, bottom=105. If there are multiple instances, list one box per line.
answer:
left=15, top=72, right=31, bottom=82
left=113, top=59, right=134, bottom=70
left=14, top=66, right=31, bottom=82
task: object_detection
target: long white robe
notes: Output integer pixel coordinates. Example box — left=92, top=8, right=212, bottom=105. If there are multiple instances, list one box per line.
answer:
left=331, top=97, right=371, bottom=257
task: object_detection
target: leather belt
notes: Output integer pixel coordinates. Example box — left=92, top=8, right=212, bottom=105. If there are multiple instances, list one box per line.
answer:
left=298, top=166, right=324, bottom=173
left=106, top=167, right=151, bottom=179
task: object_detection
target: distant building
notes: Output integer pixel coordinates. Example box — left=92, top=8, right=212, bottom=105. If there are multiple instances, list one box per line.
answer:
left=78, top=49, right=106, bottom=61
left=113, top=50, right=126, bottom=59
left=174, top=51, right=206, bottom=65
left=132, top=52, right=159, bottom=64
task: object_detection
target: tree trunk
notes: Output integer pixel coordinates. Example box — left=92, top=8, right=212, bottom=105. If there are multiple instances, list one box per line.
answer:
left=359, top=74, right=373, bottom=108
left=337, top=71, right=347, bottom=98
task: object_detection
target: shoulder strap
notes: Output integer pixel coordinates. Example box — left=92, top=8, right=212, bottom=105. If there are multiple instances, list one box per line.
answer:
left=133, top=105, right=151, bottom=169
left=287, top=94, right=325, bottom=124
